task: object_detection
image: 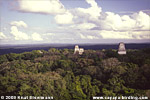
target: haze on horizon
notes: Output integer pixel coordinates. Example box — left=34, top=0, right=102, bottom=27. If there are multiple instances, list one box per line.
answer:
left=0, top=0, right=150, bottom=44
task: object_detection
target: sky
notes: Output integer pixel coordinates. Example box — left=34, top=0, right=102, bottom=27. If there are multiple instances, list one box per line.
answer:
left=0, top=0, right=150, bottom=44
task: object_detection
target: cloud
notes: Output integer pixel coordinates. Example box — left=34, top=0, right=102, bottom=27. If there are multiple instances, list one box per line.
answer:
left=100, top=12, right=135, bottom=31
left=79, top=33, right=98, bottom=39
left=132, top=11, right=150, bottom=30
left=9, top=0, right=150, bottom=42
left=99, top=30, right=150, bottom=39
left=131, top=31, right=150, bottom=39
left=100, top=11, right=150, bottom=31
left=10, top=21, right=28, bottom=28
left=54, top=3, right=150, bottom=41
left=86, top=0, right=97, bottom=7
left=54, top=11, right=74, bottom=24
left=32, top=32, right=43, bottom=41
left=76, top=0, right=102, bottom=19
left=0, top=32, right=6, bottom=39
left=71, top=23, right=96, bottom=30
left=43, top=33, right=55, bottom=36
left=87, top=35, right=99, bottom=39
left=15, top=0, right=66, bottom=15
left=79, top=33, right=86, bottom=39
left=99, top=30, right=133, bottom=39
left=10, top=26, right=29, bottom=40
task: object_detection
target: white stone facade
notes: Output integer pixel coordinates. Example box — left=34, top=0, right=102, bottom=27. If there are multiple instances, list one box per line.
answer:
left=74, top=45, right=79, bottom=54
left=79, top=48, right=84, bottom=55
left=74, top=45, right=84, bottom=55
left=118, top=42, right=126, bottom=55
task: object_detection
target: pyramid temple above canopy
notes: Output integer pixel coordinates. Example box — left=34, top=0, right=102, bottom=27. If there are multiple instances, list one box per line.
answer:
left=74, top=45, right=84, bottom=55
left=118, top=42, right=126, bottom=55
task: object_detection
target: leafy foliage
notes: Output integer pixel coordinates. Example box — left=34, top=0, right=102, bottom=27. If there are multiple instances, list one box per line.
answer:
left=0, top=48, right=150, bottom=99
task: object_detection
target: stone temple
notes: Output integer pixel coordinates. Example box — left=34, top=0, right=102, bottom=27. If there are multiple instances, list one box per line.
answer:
left=74, top=45, right=80, bottom=54
left=79, top=48, right=84, bottom=55
left=118, top=42, right=126, bottom=55
left=74, top=45, right=84, bottom=55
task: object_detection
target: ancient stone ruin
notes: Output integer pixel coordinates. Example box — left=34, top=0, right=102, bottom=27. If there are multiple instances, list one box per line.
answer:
left=74, top=45, right=84, bottom=55
left=74, top=45, right=79, bottom=54
left=79, top=48, right=84, bottom=55
left=118, top=42, right=126, bottom=55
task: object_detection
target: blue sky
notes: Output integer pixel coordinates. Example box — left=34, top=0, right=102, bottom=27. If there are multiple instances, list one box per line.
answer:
left=0, top=0, right=150, bottom=44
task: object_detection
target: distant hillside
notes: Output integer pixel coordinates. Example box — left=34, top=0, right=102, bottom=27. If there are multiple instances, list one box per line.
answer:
left=0, top=43, right=150, bottom=55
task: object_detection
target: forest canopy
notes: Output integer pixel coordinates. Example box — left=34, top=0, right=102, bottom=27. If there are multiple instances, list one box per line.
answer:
left=0, top=48, right=150, bottom=100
